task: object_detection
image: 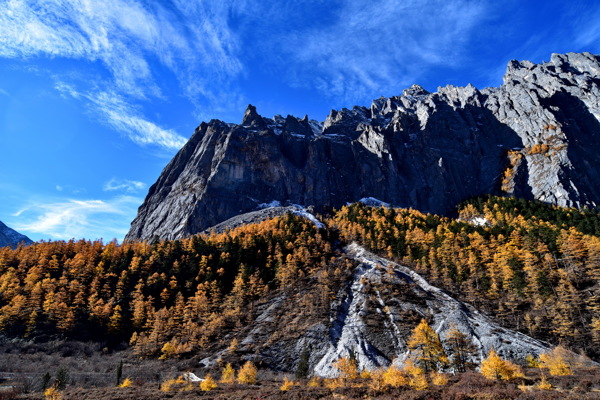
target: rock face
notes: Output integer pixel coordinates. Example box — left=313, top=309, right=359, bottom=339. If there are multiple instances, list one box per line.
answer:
left=127, top=52, right=600, bottom=241
left=200, top=243, right=551, bottom=376
left=0, top=221, right=33, bottom=248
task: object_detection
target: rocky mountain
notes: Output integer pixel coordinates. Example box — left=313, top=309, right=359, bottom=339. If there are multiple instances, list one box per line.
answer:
left=127, top=52, right=600, bottom=241
left=0, top=220, right=32, bottom=248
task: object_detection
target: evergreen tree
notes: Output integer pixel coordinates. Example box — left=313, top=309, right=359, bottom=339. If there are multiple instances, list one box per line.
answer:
left=296, top=346, right=310, bottom=379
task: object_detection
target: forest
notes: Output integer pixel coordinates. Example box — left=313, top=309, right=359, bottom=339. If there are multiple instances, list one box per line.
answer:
left=1, top=196, right=600, bottom=399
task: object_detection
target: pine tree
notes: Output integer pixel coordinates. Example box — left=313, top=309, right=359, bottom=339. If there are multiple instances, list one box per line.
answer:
left=407, top=319, right=448, bottom=372
left=296, top=346, right=310, bottom=379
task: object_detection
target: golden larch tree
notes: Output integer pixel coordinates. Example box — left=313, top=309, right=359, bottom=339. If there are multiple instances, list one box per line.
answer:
left=407, top=319, right=448, bottom=372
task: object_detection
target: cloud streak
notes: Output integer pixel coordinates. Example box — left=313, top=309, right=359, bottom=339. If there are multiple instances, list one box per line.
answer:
left=0, top=0, right=245, bottom=142
left=103, top=178, right=147, bottom=193
left=13, top=195, right=142, bottom=241
left=56, top=83, right=186, bottom=150
left=275, top=0, right=489, bottom=102
left=0, top=0, right=242, bottom=99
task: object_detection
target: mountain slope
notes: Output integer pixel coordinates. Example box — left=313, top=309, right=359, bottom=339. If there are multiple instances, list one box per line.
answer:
left=0, top=220, right=32, bottom=248
left=127, top=52, right=600, bottom=241
left=219, top=243, right=550, bottom=377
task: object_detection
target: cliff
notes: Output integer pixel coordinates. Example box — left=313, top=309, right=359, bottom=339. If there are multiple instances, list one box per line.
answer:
left=127, top=52, right=600, bottom=241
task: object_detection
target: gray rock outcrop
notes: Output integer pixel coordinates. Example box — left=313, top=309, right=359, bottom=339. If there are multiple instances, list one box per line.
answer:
left=127, top=52, right=600, bottom=241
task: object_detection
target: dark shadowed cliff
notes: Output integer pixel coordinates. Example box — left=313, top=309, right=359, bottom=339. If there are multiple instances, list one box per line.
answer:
left=0, top=220, right=32, bottom=248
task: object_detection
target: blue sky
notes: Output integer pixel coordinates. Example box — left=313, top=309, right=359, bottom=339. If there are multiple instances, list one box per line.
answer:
left=1, top=0, right=599, bottom=243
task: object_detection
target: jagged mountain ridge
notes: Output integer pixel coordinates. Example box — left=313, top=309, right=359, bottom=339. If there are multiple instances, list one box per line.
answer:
left=0, top=220, right=32, bottom=248
left=127, top=52, right=600, bottom=241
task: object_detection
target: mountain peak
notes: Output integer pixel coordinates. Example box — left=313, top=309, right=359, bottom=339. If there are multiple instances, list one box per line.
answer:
left=126, top=51, right=600, bottom=241
left=0, top=220, right=33, bottom=248
left=242, top=104, right=266, bottom=128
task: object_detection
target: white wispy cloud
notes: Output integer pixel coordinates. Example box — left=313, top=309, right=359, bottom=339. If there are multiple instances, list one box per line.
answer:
left=90, top=90, right=187, bottom=150
left=55, top=83, right=187, bottom=150
left=242, top=0, right=490, bottom=103
left=573, top=6, right=600, bottom=49
left=103, top=178, right=146, bottom=193
left=0, top=0, right=244, bottom=137
left=13, top=195, right=142, bottom=241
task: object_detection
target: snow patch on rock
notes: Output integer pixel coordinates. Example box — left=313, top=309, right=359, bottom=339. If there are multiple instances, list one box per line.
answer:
left=358, top=197, right=390, bottom=208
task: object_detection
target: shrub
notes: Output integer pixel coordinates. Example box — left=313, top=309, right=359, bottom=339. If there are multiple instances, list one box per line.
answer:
left=528, top=143, right=550, bottom=155
left=383, top=365, right=406, bottom=388
left=160, top=376, right=193, bottom=392
left=237, top=361, right=257, bottom=384
left=280, top=376, right=295, bottom=391
left=44, top=387, right=62, bottom=400
left=118, top=377, right=133, bottom=388
left=480, top=349, right=523, bottom=381
left=431, top=371, right=449, bottom=386
left=200, top=374, right=217, bottom=391
left=307, top=376, right=321, bottom=387
left=539, top=347, right=572, bottom=376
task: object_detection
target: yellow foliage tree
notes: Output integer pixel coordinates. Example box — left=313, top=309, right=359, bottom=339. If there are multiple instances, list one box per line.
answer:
left=228, top=337, right=239, bottom=353
left=480, top=349, right=524, bottom=380
left=220, top=363, right=236, bottom=384
left=200, top=374, right=217, bottom=391
left=537, top=374, right=552, bottom=390
left=403, top=360, right=428, bottom=390
left=307, top=376, right=321, bottom=387
left=382, top=365, right=406, bottom=388
left=445, top=324, right=478, bottom=372
left=160, top=376, right=192, bottom=392
left=538, top=346, right=572, bottom=376
left=368, top=368, right=386, bottom=392
left=332, top=356, right=358, bottom=381
left=407, top=319, right=448, bottom=372
left=430, top=372, right=449, bottom=386
left=159, top=341, right=177, bottom=360
left=237, top=361, right=257, bottom=384
left=44, top=387, right=62, bottom=400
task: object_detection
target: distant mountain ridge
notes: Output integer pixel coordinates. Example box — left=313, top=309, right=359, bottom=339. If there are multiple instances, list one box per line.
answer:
left=126, top=52, right=600, bottom=241
left=0, top=220, right=33, bottom=248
